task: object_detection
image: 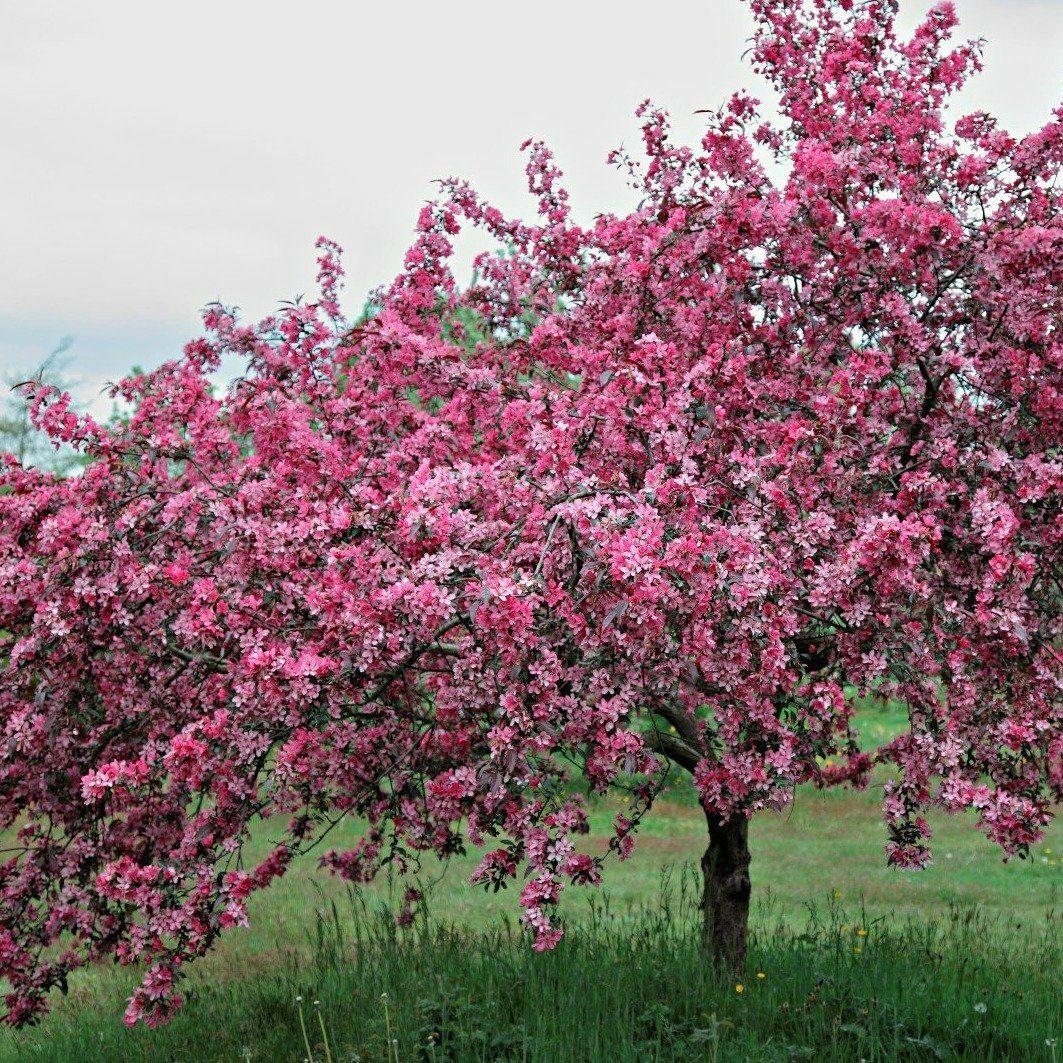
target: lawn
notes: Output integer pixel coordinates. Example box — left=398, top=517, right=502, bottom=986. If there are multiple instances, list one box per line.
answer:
left=2, top=703, right=1059, bottom=1061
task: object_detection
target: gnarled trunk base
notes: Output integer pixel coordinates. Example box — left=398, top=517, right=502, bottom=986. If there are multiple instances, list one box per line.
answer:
left=700, top=814, right=751, bottom=973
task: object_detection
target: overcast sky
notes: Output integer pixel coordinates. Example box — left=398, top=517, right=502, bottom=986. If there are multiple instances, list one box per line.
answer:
left=3, top=0, right=1061, bottom=414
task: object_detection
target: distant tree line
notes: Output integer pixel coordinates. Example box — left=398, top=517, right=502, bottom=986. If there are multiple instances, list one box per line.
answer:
left=1, top=338, right=83, bottom=475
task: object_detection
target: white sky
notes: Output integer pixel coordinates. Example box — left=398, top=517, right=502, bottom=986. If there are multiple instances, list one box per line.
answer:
left=2, top=0, right=1061, bottom=414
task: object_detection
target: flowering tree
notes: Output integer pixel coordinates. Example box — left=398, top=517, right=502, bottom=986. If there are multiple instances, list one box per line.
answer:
left=1, top=0, right=1060, bottom=1028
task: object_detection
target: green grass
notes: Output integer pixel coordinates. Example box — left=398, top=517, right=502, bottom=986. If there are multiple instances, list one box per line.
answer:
left=2, top=701, right=1060, bottom=1060
left=6, top=874, right=1059, bottom=1062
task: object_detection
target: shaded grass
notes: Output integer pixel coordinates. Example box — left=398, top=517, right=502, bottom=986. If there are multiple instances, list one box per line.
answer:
left=8, top=869, right=1060, bottom=1062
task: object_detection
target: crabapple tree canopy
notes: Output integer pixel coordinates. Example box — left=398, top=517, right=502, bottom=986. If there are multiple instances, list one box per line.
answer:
left=1, top=0, right=1060, bottom=1027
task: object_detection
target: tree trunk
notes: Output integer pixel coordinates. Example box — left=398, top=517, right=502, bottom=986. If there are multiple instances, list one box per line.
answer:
left=700, top=813, right=751, bottom=973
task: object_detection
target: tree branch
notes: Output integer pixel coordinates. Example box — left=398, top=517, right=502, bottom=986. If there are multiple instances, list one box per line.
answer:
left=642, top=728, right=702, bottom=774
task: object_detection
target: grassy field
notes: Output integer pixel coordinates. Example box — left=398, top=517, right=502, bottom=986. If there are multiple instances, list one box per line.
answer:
left=2, top=703, right=1060, bottom=1061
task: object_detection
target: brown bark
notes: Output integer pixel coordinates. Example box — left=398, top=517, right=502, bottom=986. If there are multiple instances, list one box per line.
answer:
left=700, top=813, right=751, bottom=973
